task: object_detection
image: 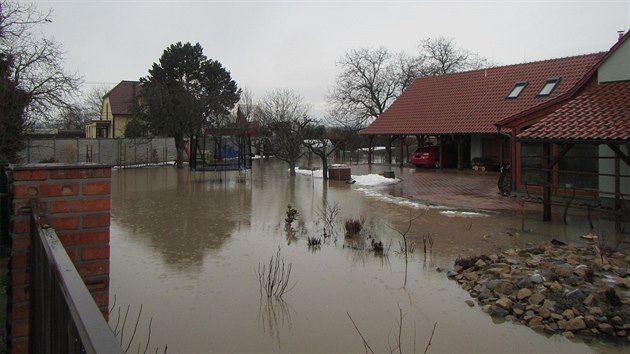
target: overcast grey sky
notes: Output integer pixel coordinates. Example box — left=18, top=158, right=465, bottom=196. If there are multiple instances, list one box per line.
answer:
left=33, top=0, right=630, bottom=117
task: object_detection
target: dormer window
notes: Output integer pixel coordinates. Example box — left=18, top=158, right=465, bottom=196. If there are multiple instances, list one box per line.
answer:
left=538, top=78, right=560, bottom=96
left=506, top=82, right=528, bottom=99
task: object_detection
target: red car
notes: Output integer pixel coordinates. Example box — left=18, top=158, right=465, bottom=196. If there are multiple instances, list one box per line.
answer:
left=410, top=146, right=456, bottom=168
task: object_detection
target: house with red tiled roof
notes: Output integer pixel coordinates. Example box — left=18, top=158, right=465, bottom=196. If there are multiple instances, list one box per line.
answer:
left=497, top=30, right=630, bottom=217
left=360, top=52, right=604, bottom=169
left=362, top=30, right=629, bottom=216
left=85, top=81, right=141, bottom=138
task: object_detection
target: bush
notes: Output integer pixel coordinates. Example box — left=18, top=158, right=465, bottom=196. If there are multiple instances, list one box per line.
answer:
left=344, top=219, right=362, bottom=236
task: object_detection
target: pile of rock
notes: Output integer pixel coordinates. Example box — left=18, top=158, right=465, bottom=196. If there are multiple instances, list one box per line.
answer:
left=447, top=240, right=630, bottom=340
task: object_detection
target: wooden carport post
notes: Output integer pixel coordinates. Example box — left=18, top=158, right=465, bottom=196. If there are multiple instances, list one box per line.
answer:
left=367, top=135, right=374, bottom=165
left=608, top=144, right=630, bottom=212
left=386, top=135, right=393, bottom=164
left=542, top=142, right=552, bottom=221
left=457, top=137, right=463, bottom=171
left=399, top=135, right=405, bottom=168
left=438, top=135, right=444, bottom=169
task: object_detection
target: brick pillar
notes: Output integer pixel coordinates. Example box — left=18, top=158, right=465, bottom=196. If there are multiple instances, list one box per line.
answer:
left=6, top=163, right=112, bottom=354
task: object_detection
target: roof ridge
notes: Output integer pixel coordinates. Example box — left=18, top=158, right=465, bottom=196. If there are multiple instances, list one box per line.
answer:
left=424, top=52, right=606, bottom=80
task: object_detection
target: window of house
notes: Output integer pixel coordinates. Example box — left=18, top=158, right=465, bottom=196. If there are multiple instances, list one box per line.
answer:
left=538, top=78, right=560, bottom=96
left=506, top=82, right=528, bottom=99
left=558, top=143, right=597, bottom=189
left=520, top=143, right=544, bottom=185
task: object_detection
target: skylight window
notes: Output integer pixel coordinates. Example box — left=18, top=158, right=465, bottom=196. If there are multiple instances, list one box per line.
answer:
left=538, top=78, right=560, bottom=96
left=506, top=82, right=527, bottom=99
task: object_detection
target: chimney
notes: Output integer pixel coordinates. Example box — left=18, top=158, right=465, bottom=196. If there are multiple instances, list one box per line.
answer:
left=618, top=30, right=625, bottom=41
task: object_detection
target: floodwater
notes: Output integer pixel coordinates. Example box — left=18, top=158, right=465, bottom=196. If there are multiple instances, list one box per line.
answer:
left=109, top=159, right=627, bottom=353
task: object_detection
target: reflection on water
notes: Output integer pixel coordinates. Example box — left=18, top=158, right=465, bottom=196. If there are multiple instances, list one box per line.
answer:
left=109, top=159, right=628, bottom=353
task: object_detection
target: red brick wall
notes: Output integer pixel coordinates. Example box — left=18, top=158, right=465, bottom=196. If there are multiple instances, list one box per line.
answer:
left=6, top=163, right=112, bottom=354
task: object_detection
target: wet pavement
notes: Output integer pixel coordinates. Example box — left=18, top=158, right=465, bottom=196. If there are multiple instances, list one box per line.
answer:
left=348, top=164, right=542, bottom=214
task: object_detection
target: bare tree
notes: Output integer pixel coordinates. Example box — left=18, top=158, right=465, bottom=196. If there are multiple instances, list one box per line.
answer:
left=258, top=88, right=311, bottom=175
left=419, top=36, right=490, bottom=75
left=329, top=38, right=491, bottom=130
left=302, top=124, right=338, bottom=179
left=328, top=47, right=406, bottom=129
left=54, top=103, right=86, bottom=130
left=238, top=86, right=257, bottom=121
left=0, top=0, right=82, bottom=125
left=83, top=84, right=111, bottom=119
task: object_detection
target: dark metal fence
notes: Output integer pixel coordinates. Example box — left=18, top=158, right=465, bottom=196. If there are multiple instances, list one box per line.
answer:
left=29, top=207, right=123, bottom=354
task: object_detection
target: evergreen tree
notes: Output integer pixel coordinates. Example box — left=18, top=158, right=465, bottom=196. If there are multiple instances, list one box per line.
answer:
left=137, top=42, right=240, bottom=168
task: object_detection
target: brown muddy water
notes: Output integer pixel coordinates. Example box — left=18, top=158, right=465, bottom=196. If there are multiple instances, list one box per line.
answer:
left=109, top=159, right=627, bottom=353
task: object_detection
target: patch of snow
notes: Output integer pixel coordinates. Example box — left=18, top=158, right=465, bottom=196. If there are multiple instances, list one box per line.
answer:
left=294, top=168, right=400, bottom=187
left=440, top=210, right=488, bottom=218
left=355, top=188, right=432, bottom=209
left=294, top=167, right=324, bottom=178
left=351, top=174, right=400, bottom=186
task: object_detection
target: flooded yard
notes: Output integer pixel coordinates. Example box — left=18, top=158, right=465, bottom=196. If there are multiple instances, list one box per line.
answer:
left=109, top=159, right=627, bottom=353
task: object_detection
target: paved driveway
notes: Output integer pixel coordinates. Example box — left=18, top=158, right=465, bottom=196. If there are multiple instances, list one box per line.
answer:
left=349, top=164, right=542, bottom=214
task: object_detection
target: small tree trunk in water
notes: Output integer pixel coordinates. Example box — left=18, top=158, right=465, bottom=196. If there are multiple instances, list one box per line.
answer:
left=174, top=135, right=185, bottom=168
left=321, top=156, right=328, bottom=180
left=289, top=162, right=296, bottom=176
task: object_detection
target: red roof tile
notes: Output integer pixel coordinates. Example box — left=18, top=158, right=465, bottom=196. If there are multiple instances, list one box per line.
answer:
left=361, top=53, right=604, bottom=135
left=517, top=80, right=630, bottom=141
left=106, top=81, right=141, bottom=115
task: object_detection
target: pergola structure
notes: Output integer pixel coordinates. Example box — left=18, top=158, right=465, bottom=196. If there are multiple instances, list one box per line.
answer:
left=189, top=109, right=259, bottom=172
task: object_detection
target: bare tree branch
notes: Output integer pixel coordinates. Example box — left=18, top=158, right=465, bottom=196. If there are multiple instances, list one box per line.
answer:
left=258, top=88, right=312, bottom=175
left=1, top=0, right=82, bottom=125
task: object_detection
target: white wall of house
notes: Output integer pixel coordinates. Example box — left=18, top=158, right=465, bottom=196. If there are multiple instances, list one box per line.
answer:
left=599, top=145, right=630, bottom=205
left=598, top=36, right=630, bottom=83
left=470, top=135, right=483, bottom=160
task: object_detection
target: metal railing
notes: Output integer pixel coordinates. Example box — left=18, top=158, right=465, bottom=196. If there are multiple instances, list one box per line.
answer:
left=30, top=206, right=123, bottom=354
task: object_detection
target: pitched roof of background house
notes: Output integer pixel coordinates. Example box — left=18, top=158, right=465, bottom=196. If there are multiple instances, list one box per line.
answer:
left=517, top=80, right=630, bottom=141
left=360, top=53, right=604, bottom=135
left=105, top=80, right=141, bottom=115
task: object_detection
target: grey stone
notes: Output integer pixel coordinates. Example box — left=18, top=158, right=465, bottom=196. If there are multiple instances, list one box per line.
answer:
left=486, top=279, right=501, bottom=290
left=566, top=275, right=581, bottom=286
left=517, top=278, right=533, bottom=289
left=465, top=300, right=475, bottom=307
left=491, top=306, right=509, bottom=318
left=446, top=270, right=458, bottom=278
left=513, top=302, right=526, bottom=310
left=530, top=274, right=544, bottom=284
left=542, top=299, right=556, bottom=311
left=566, top=289, right=585, bottom=301
left=478, top=287, right=493, bottom=301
